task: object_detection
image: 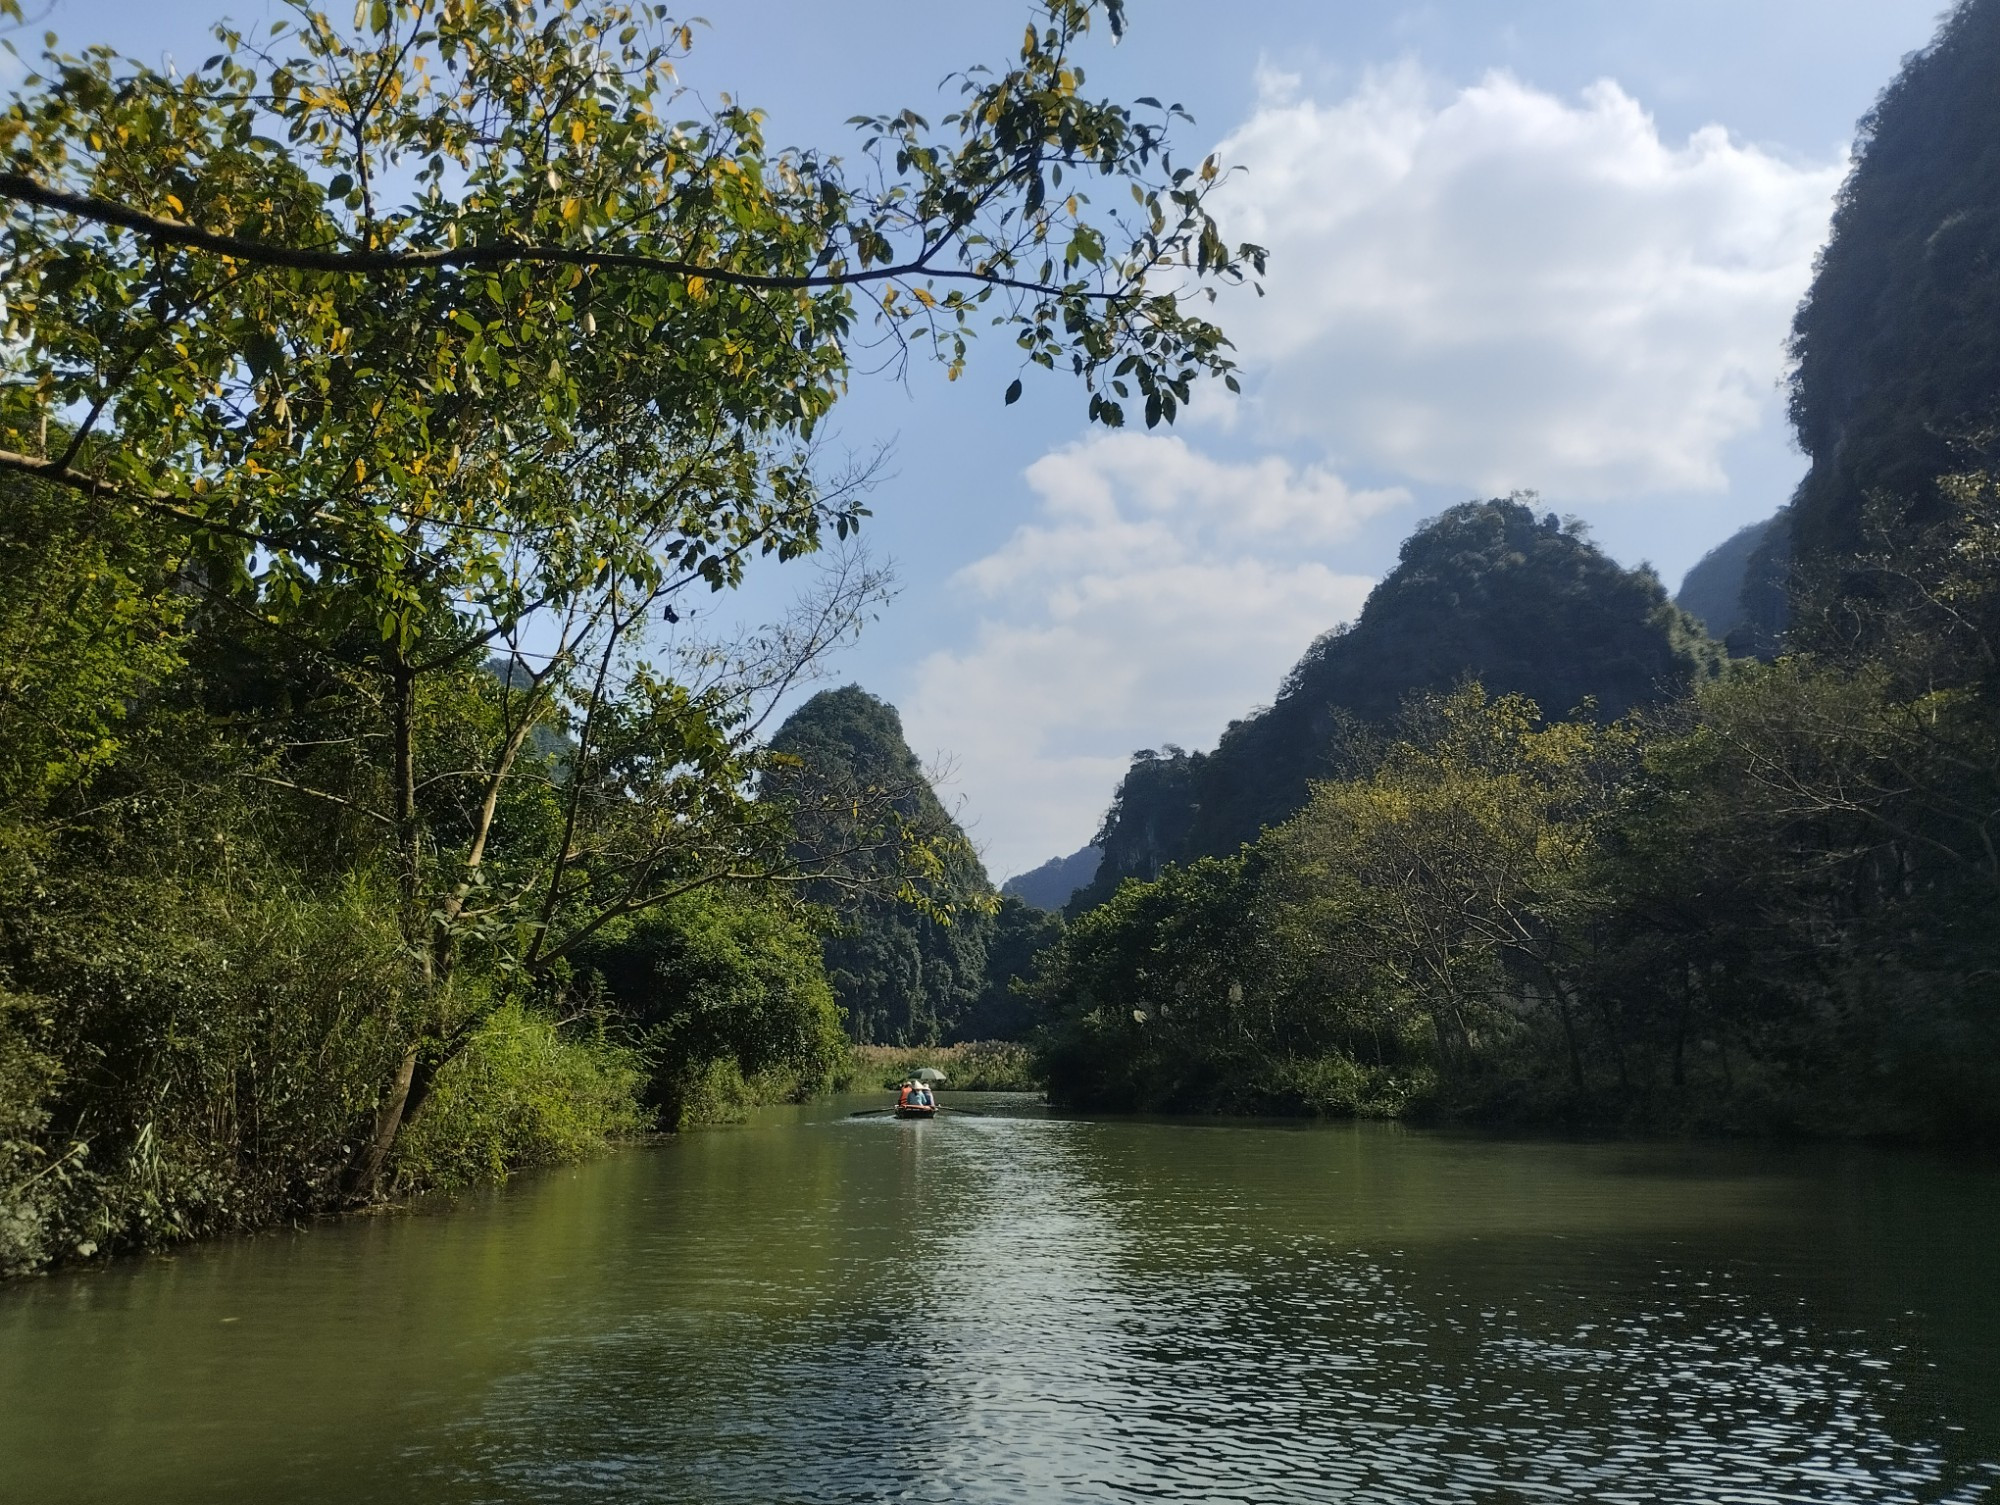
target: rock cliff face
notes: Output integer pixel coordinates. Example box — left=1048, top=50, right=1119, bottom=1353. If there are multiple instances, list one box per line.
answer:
left=1076, top=499, right=1724, bottom=909
left=1785, top=0, right=2000, bottom=618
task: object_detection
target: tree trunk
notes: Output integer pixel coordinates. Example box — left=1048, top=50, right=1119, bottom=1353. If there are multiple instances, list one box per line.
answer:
left=340, top=1022, right=470, bottom=1203
left=1552, top=979, right=1586, bottom=1094
left=343, top=1039, right=420, bottom=1201
left=388, top=659, right=426, bottom=967
left=1592, top=991, right=1631, bottom=1093
left=1671, top=963, right=1695, bottom=1095
left=344, top=658, right=434, bottom=1202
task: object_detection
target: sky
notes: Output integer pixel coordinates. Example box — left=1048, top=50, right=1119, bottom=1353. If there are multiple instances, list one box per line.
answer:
left=23, top=0, right=1952, bottom=878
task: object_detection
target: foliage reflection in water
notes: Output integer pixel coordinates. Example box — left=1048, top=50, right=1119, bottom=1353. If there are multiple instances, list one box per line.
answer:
left=1, top=1098, right=1996, bottom=1504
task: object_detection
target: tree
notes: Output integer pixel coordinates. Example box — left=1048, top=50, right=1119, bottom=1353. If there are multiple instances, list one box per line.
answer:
left=0, top=468, right=185, bottom=828
left=1033, top=852, right=1270, bottom=1111
left=955, top=896, right=1063, bottom=1042
left=1265, top=686, right=1636, bottom=1086
left=568, top=886, right=846, bottom=1129
left=0, top=0, right=1259, bottom=1189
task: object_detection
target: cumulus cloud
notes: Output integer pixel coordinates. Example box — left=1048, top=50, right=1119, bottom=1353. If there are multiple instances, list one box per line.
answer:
left=897, top=67, right=1846, bottom=875
left=1206, top=65, right=1844, bottom=499
left=902, top=434, right=1396, bottom=877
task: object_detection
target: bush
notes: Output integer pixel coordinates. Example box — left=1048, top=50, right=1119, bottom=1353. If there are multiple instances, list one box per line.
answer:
left=0, top=872, right=418, bottom=1264
left=1257, top=1055, right=1438, bottom=1120
left=0, top=990, right=63, bottom=1276
left=571, top=889, right=850, bottom=1127
left=392, top=1002, right=648, bottom=1191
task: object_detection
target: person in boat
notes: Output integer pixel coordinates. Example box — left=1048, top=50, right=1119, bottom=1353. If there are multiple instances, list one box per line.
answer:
left=897, top=1080, right=917, bottom=1111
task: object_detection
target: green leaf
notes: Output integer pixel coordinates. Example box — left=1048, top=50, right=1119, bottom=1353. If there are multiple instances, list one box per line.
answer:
left=1004, top=378, right=1023, bottom=405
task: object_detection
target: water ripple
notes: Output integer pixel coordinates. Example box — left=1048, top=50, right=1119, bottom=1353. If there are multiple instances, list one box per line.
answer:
left=443, top=1110, right=2000, bottom=1505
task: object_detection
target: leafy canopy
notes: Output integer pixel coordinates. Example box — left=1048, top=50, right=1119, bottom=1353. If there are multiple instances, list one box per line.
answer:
left=0, top=0, right=1262, bottom=657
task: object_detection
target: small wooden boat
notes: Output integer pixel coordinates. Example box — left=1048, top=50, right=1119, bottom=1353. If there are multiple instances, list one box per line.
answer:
left=895, top=1100, right=938, bottom=1119
left=894, top=1082, right=938, bottom=1119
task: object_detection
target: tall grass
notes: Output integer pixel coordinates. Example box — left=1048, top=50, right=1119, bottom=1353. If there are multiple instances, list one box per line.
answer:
left=851, top=1040, right=1042, bottom=1092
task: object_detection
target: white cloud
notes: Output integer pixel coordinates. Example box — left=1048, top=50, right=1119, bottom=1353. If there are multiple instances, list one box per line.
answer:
left=902, top=434, right=1396, bottom=878
left=1207, top=65, right=1844, bottom=499
left=897, top=68, right=1847, bottom=877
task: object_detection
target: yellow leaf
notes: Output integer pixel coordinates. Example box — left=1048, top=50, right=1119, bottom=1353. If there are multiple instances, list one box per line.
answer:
left=686, top=275, right=706, bottom=299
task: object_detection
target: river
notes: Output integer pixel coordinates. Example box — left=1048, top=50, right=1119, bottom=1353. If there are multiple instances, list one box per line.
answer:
left=2, top=1095, right=1997, bottom=1504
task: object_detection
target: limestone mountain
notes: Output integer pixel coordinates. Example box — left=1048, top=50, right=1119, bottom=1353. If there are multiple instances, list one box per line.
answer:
left=1673, top=511, right=1790, bottom=659
left=1786, top=0, right=2000, bottom=662
left=767, top=686, right=991, bottom=1045
left=1077, top=499, right=1724, bottom=908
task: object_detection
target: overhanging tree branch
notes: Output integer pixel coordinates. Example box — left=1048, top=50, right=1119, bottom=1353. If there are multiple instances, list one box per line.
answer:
left=0, top=171, right=1140, bottom=300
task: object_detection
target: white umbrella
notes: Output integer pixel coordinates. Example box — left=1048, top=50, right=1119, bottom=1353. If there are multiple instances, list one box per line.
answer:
left=914, top=1067, right=947, bottom=1084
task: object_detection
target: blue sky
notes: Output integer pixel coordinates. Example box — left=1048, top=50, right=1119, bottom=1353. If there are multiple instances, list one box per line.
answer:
left=27, top=0, right=1950, bottom=876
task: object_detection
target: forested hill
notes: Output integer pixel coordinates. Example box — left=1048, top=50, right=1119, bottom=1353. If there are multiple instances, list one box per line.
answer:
left=1079, top=499, right=1722, bottom=907
left=1787, top=0, right=2000, bottom=608
left=768, top=687, right=993, bottom=1045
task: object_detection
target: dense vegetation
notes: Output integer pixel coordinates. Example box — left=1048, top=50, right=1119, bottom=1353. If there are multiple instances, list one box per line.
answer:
left=7, top=0, right=1997, bottom=1282
left=1787, top=0, right=2000, bottom=593
left=1036, top=669, right=2000, bottom=1137
left=1078, top=499, right=1723, bottom=906
left=1034, top=0, right=2000, bottom=1140
left=851, top=1040, right=1041, bottom=1093
left=0, top=0, right=1249, bottom=1273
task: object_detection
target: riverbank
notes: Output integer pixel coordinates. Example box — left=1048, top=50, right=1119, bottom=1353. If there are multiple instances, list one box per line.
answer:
left=1, top=1038, right=1041, bottom=1280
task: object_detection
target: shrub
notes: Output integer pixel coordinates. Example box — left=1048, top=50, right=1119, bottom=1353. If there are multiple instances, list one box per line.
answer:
left=392, top=1002, right=648, bottom=1190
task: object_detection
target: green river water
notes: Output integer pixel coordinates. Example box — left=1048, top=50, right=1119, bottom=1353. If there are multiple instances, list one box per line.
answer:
left=2, top=1094, right=1998, bottom=1504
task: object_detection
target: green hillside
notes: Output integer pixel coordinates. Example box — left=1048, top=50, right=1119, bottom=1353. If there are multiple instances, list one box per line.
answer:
left=1674, top=512, right=1789, bottom=654
left=1787, top=0, right=2000, bottom=665
left=768, top=687, right=993, bottom=1046
left=1079, top=499, right=1724, bottom=906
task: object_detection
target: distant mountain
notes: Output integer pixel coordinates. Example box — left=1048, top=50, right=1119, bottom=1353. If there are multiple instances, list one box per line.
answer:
left=1075, top=498, right=1725, bottom=910
left=1676, top=516, right=1774, bottom=640
left=1674, top=511, right=1790, bottom=660
left=1002, top=845, right=1102, bottom=911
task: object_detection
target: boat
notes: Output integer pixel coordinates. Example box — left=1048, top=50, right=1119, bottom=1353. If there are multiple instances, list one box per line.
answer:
left=894, top=1081, right=939, bottom=1119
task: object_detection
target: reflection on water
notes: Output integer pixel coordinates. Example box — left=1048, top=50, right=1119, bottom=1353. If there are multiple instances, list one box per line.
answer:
left=2, top=1099, right=1996, bottom=1504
